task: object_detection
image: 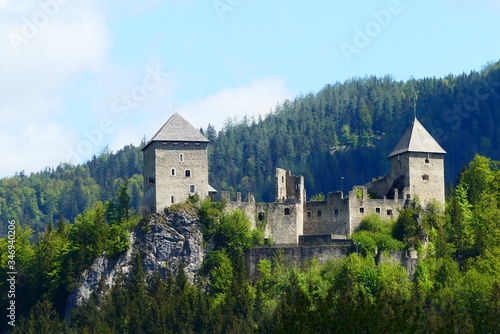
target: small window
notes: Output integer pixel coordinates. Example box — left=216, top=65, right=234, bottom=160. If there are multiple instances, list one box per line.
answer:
left=184, top=142, right=189, bottom=146
left=189, top=185, right=196, bottom=194
left=307, top=211, right=312, bottom=218
left=185, top=170, right=191, bottom=177
left=162, top=142, right=168, bottom=146
left=422, top=174, right=429, bottom=181
left=387, top=209, right=393, bottom=216
left=425, top=158, right=430, bottom=163
left=334, top=209, right=339, bottom=215
left=295, top=182, right=299, bottom=191
left=284, top=208, right=291, bottom=215
left=317, top=210, right=322, bottom=217
left=258, top=212, right=265, bottom=221
left=359, top=207, right=364, bottom=214
left=195, top=142, right=201, bottom=146
left=173, top=142, right=179, bottom=146
left=376, top=208, right=381, bottom=214
left=171, top=168, right=176, bottom=176
left=171, top=196, right=175, bottom=204
left=282, top=176, right=284, bottom=182
left=179, top=154, right=184, bottom=162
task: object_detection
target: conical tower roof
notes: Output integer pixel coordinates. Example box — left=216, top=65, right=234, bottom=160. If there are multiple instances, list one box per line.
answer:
left=145, top=113, right=209, bottom=148
left=388, top=118, right=446, bottom=157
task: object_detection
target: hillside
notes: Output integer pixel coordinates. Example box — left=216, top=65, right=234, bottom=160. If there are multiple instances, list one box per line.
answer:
left=1, top=60, right=499, bottom=235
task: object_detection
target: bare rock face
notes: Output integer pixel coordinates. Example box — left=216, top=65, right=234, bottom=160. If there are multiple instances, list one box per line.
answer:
left=65, top=207, right=205, bottom=319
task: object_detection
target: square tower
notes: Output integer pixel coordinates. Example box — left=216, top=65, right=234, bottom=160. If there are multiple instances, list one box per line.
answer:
left=388, top=118, right=446, bottom=207
left=142, top=113, right=214, bottom=212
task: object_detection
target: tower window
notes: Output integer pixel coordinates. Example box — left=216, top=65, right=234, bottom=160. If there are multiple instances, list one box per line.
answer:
left=376, top=208, right=381, bottom=214
left=185, top=170, right=191, bottom=177
left=284, top=208, right=291, bottom=215
left=425, top=158, right=430, bottom=163
left=359, top=207, right=365, bottom=214
left=317, top=210, right=322, bottom=217
left=189, top=185, right=196, bottom=194
left=258, top=212, right=265, bottom=221
left=171, top=168, right=176, bottom=176
left=334, top=209, right=339, bottom=215
left=171, top=196, right=175, bottom=204
left=387, top=209, right=393, bottom=216
left=422, top=174, right=430, bottom=180
left=179, top=153, right=184, bottom=162
left=307, top=211, right=312, bottom=218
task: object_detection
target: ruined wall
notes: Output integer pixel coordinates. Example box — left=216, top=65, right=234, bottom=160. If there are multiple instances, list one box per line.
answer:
left=223, top=192, right=302, bottom=244
left=347, top=186, right=406, bottom=235
left=276, top=168, right=305, bottom=202
left=376, top=250, right=419, bottom=280
left=304, top=192, right=350, bottom=236
left=246, top=245, right=351, bottom=278
left=265, top=203, right=303, bottom=244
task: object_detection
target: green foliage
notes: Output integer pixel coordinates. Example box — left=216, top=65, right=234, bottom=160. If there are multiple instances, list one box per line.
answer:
left=392, top=199, right=423, bottom=247
left=309, top=193, right=325, bottom=201
left=216, top=209, right=253, bottom=253
left=353, top=214, right=404, bottom=255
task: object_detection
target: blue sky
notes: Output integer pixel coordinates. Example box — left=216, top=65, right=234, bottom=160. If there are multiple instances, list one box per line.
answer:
left=0, top=0, right=499, bottom=177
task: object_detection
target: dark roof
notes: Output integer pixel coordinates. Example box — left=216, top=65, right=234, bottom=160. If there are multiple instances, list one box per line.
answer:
left=143, top=113, right=209, bottom=149
left=388, top=118, right=446, bottom=157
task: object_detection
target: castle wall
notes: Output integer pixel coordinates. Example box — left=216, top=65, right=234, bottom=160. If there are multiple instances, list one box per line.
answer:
left=152, top=142, right=209, bottom=212
left=347, top=187, right=405, bottom=235
left=276, top=168, right=305, bottom=202
left=143, top=144, right=156, bottom=212
left=223, top=192, right=303, bottom=244
left=246, top=245, right=351, bottom=278
left=408, top=153, right=445, bottom=207
left=304, top=192, right=350, bottom=236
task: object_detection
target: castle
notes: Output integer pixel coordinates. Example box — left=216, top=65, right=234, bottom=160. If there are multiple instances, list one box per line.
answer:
left=143, top=113, right=446, bottom=244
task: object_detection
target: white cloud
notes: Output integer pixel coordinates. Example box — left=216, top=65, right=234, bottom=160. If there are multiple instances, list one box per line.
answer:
left=177, top=77, right=294, bottom=131
left=0, top=0, right=110, bottom=177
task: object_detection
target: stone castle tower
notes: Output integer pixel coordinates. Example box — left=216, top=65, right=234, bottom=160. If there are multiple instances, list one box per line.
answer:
left=142, top=113, right=215, bottom=213
left=367, top=118, right=446, bottom=207
left=387, top=118, right=446, bottom=206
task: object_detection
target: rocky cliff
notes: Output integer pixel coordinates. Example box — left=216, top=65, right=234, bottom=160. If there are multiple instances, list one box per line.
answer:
left=65, top=207, right=206, bottom=318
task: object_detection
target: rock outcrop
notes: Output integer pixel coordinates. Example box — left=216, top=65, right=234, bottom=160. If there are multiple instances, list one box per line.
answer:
left=65, top=207, right=205, bottom=319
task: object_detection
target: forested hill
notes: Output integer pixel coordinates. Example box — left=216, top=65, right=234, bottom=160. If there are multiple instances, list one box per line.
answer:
left=1, top=61, right=499, bottom=234
left=207, top=61, right=500, bottom=201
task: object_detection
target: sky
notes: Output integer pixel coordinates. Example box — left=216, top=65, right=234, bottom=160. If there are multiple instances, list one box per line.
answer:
left=0, top=0, right=499, bottom=177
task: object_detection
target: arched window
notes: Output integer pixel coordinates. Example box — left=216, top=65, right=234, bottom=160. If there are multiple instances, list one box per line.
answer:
left=171, top=168, right=176, bottom=176
left=189, top=185, right=196, bottom=194
left=317, top=210, right=322, bottom=217
left=258, top=212, right=265, bottom=221
left=179, top=153, right=184, bottom=162
left=185, top=170, right=191, bottom=177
